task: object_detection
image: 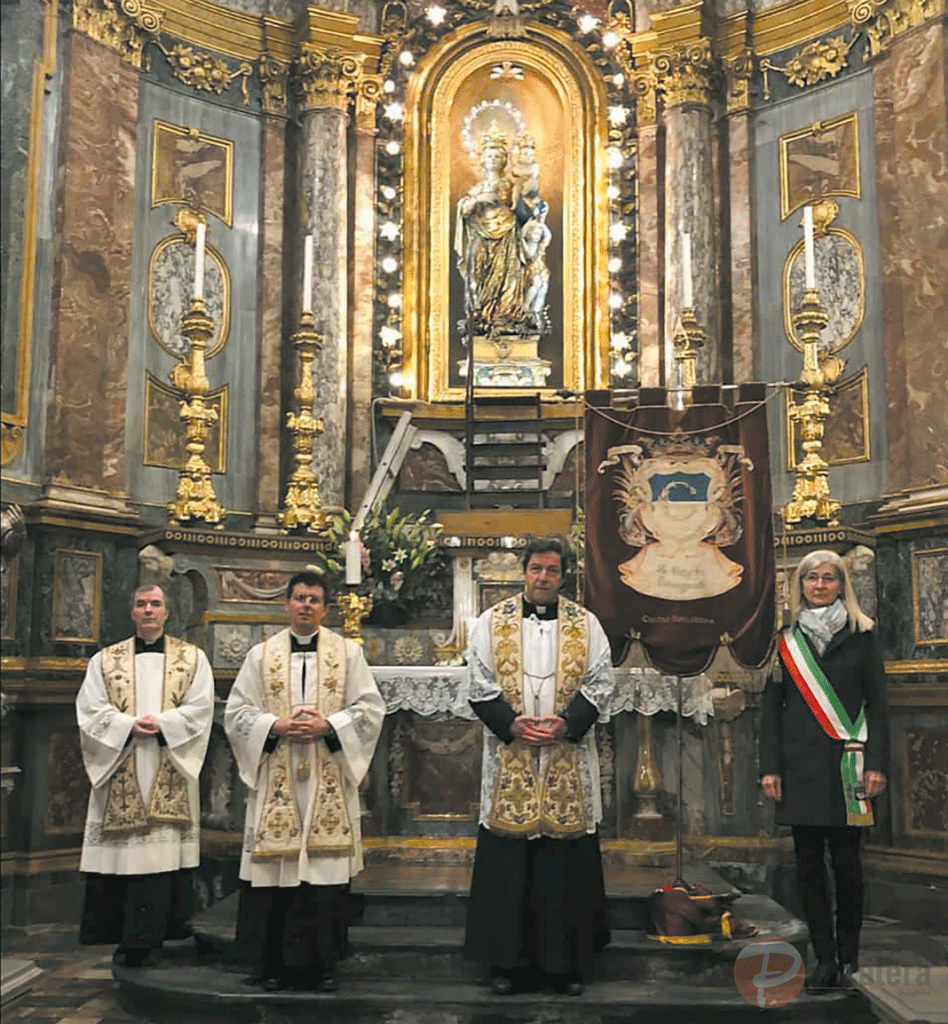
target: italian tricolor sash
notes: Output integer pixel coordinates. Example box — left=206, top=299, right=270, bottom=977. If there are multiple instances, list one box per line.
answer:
left=778, top=627, right=873, bottom=826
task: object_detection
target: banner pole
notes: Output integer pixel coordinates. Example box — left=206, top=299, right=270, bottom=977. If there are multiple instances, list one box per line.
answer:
left=676, top=674, right=683, bottom=880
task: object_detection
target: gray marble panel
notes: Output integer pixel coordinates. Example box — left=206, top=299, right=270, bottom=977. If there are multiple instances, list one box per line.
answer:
left=126, top=81, right=263, bottom=520
left=301, top=109, right=349, bottom=508
left=664, top=104, right=719, bottom=383
left=754, top=71, right=887, bottom=508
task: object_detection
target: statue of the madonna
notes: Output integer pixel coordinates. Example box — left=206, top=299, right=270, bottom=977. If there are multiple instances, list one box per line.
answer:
left=455, top=127, right=550, bottom=338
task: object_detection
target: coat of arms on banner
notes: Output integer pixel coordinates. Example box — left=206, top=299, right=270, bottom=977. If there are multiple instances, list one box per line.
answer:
left=599, top=434, right=753, bottom=602
left=584, top=385, right=776, bottom=676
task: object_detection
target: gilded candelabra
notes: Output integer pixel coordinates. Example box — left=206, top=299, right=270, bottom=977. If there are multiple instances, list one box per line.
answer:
left=336, top=590, right=373, bottom=645
left=782, top=288, right=845, bottom=527
left=167, top=297, right=225, bottom=527
left=279, top=312, right=327, bottom=532
left=672, top=307, right=705, bottom=406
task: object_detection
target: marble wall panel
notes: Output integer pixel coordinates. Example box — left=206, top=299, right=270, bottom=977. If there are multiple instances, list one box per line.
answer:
left=875, top=22, right=948, bottom=491
left=754, top=71, right=887, bottom=509
left=47, top=34, right=137, bottom=494
left=901, top=725, right=948, bottom=839
left=302, top=109, right=349, bottom=509
left=44, top=730, right=89, bottom=834
left=636, top=125, right=661, bottom=386
left=728, top=112, right=756, bottom=382
left=875, top=532, right=948, bottom=661
left=256, top=118, right=285, bottom=526
left=126, top=81, right=262, bottom=523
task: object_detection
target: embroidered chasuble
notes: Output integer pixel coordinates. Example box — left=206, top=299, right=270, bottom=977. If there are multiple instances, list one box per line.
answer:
left=225, top=627, right=385, bottom=888
left=77, top=637, right=214, bottom=875
left=468, top=597, right=616, bottom=840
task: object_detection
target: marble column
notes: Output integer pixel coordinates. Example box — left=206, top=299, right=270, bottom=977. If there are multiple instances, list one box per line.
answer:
left=636, top=113, right=662, bottom=387
left=46, top=32, right=137, bottom=501
left=297, top=52, right=355, bottom=511
left=874, top=20, right=948, bottom=490
left=254, top=57, right=290, bottom=531
left=724, top=53, right=756, bottom=384
left=348, top=81, right=380, bottom=509
left=660, top=44, right=719, bottom=385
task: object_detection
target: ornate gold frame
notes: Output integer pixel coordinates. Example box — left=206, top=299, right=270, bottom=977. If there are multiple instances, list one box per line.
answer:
left=52, top=549, right=103, bottom=644
left=143, top=373, right=228, bottom=473
left=402, top=23, right=609, bottom=402
left=783, top=226, right=865, bottom=353
left=147, top=236, right=231, bottom=360
left=151, top=120, right=234, bottom=226
left=785, top=365, right=870, bottom=469
left=778, top=111, right=861, bottom=221
left=911, top=547, right=948, bottom=646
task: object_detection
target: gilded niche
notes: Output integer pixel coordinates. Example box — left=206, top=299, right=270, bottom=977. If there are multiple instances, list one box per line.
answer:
left=402, top=25, right=609, bottom=401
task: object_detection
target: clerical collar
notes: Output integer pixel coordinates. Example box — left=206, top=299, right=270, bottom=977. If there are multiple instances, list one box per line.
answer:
left=290, top=632, right=318, bottom=652
left=522, top=596, right=558, bottom=621
left=135, top=635, right=165, bottom=654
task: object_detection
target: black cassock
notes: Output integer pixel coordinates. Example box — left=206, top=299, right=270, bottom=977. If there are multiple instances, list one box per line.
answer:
left=463, top=692, right=610, bottom=978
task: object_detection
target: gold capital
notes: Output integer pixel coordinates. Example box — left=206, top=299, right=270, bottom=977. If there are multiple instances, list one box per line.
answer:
left=72, top=0, right=162, bottom=70
left=296, top=44, right=365, bottom=115
left=655, top=41, right=715, bottom=109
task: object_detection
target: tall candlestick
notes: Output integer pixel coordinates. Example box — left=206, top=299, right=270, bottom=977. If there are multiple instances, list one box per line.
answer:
left=302, top=234, right=314, bottom=315
left=803, top=206, right=816, bottom=290
left=193, top=221, right=206, bottom=300
left=345, top=531, right=362, bottom=585
left=682, top=231, right=693, bottom=309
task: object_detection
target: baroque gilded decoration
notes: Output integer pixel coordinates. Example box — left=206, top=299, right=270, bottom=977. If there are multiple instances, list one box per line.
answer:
left=779, top=114, right=860, bottom=220
left=152, top=121, right=234, bottom=226
left=155, top=43, right=252, bottom=103
left=761, top=36, right=854, bottom=100
left=72, top=0, right=161, bottom=70
left=655, top=40, right=716, bottom=109
left=295, top=44, right=366, bottom=114
left=849, top=0, right=947, bottom=57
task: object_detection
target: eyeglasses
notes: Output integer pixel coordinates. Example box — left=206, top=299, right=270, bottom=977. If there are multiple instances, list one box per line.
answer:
left=803, top=574, right=839, bottom=584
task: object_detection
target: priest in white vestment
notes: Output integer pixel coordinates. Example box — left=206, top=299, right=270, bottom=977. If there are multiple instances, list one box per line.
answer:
left=464, top=537, right=615, bottom=997
left=77, top=584, right=214, bottom=967
left=225, top=569, right=384, bottom=992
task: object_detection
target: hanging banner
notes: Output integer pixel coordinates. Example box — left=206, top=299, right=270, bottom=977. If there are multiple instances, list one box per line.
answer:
left=585, top=385, right=776, bottom=676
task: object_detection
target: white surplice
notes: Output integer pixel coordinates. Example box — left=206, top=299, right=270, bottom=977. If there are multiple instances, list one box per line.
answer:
left=467, top=606, right=616, bottom=838
left=77, top=644, right=215, bottom=875
left=224, top=632, right=384, bottom=888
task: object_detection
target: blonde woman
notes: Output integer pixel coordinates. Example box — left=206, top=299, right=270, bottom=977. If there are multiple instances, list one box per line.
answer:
left=760, top=550, right=889, bottom=992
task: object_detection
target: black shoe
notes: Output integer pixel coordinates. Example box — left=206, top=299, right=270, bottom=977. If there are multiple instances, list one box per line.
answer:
left=242, top=974, right=284, bottom=991
left=123, top=947, right=162, bottom=969
left=805, top=962, right=838, bottom=992
left=490, top=972, right=513, bottom=995
left=550, top=973, right=584, bottom=996
left=838, top=961, right=859, bottom=989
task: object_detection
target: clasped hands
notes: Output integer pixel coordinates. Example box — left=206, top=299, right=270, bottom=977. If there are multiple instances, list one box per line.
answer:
left=271, top=706, right=330, bottom=743
left=511, top=714, right=566, bottom=746
left=760, top=770, right=886, bottom=802
left=132, top=714, right=161, bottom=738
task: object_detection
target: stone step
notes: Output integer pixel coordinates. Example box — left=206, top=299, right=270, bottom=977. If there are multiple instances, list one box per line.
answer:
left=194, top=892, right=807, bottom=988
left=115, top=952, right=873, bottom=1024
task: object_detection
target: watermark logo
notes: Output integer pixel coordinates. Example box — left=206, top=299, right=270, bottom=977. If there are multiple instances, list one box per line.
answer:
left=734, top=938, right=805, bottom=1008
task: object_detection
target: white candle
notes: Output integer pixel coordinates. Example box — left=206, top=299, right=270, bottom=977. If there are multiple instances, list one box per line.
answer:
left=682, top=231, right=693, bottom=309
left=345, top=531, right=362, bottom=585
left=302, top=234, right=314, bottom=314
left=193, top=221, right=206, bottom=300
left=803, top=206, right=816, bottom=290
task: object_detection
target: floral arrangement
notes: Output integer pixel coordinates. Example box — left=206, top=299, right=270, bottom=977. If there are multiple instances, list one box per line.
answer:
left=318, top=502, right=448, bottom=626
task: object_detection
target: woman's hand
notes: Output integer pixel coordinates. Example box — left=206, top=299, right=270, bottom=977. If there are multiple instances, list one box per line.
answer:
left=863, top=770, right=886, bottom=798
left=761, top=774, right=782, bottom=801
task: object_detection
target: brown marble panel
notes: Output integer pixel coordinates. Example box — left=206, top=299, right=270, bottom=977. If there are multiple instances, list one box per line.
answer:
left=396, top=716, right=482, bottom=821
left=902, top=726, right=948, bottom=837
left=348, top=128, right=376, bottom=509
left=45, top=730, right=89, bottom=834
left=47, top=33, right=137, bottom=494
left=876, top=23, right=948, bottom=491
left=255, top=118, right=285, bottom=526
left=637, top=125, right=661, bottom=386
left=728, top=112, right=755, bottom=383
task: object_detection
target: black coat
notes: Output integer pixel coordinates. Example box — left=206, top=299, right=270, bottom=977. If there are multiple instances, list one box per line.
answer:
left=759, top=626, right=890, bottom=827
